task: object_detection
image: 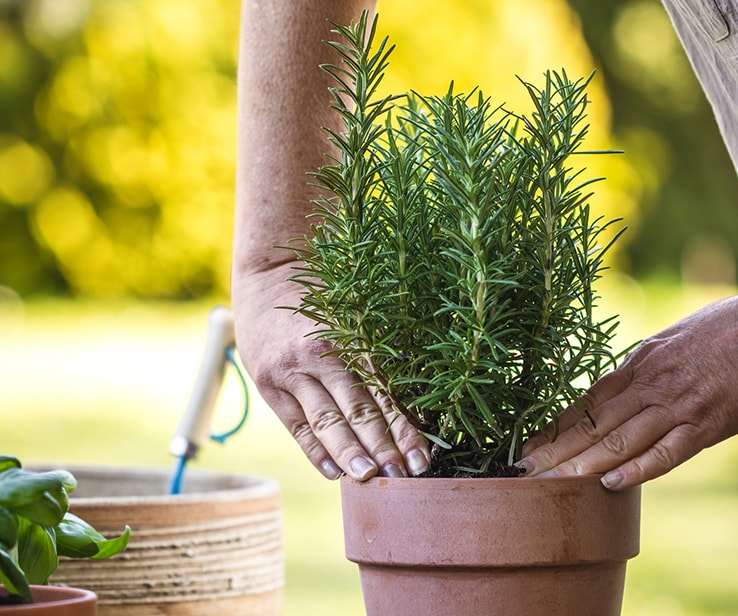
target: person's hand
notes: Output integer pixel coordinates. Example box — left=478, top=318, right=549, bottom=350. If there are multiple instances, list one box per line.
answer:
left=518, top=295, right=738, bottom=490
left=232, top=262, right=431, bottom=481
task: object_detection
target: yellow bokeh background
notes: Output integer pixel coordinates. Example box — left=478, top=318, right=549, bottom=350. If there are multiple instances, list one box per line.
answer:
left=4, top=0, right=713, bottom=298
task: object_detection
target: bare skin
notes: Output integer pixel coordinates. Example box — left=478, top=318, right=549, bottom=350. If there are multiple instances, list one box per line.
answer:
left=232, top=0, right=430, bottom=481
left=519, top=296, right=738, bottom=489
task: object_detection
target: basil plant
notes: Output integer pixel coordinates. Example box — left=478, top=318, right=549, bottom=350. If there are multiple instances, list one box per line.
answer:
left=0, top=455, right=130, bottom=604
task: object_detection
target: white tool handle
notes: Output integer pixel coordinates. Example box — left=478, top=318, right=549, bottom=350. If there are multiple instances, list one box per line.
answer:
left=169, top=306, right=236, bottom=459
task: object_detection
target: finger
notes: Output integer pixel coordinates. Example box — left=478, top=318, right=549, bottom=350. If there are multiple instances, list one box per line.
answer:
left=520, top=365, right=634, bottom=458
left=323, top=370, right=432, bottom=476
left=600, top=422, right=706, bottom=490
left=534, top=403, right=673, bottom=479
left=519, top=383, right=643, bottom=476
left=261, top=386, right=345, bottom=480
left=289, top=373, right=384, bottom=481
left=520, top=401, right=586, bottom=455
left=372, top=390, right=431, bottom=476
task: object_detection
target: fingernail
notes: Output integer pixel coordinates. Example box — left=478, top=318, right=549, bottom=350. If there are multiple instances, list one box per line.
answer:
left=320, top=459, right=343, bottom=480
left=350, top=456, right=378, bottom=481
left=515, top=457, right=533, bottom=474
left=407, top=449, right=430, bottom=476
left=382, top=463, right=406, bottom=478
left=601, top=469, right=623, bottom=490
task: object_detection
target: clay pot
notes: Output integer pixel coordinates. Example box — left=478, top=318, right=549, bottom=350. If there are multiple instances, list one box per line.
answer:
left=49, top=466, right=283, bottom=616
left=341, top=475, right=641, bottom=616
left=0, top=586, right=97, bottom=615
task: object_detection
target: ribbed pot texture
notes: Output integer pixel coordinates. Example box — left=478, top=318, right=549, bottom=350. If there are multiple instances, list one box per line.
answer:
left=49, top=467, right=283, bottom=616
left=0, top=586, right=97, bottom=615
left=341, top=475, right=641, bottom=616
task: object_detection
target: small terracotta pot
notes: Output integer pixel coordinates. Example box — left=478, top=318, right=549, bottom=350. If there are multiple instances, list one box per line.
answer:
left=49, top=466, right=283, bottom=616
left=0, top=586, right=97, bottom=615
left=341, top=475, right=641, bottom=616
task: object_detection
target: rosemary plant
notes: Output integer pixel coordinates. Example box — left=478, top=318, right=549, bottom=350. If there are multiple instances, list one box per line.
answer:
left=291, top=12, right=623, bottom=475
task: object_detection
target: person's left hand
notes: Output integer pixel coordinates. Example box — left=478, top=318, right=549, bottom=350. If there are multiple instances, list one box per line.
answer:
left=517, top=295, right=738, bottom=490
left=232, top=262, right=431, bottom=482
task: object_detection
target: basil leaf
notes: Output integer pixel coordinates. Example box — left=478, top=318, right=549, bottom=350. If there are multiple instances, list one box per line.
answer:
left=16, top=517, right=57, bottom=585
left=13, top=491, right=66, bottom=528
left=0, top=456, right=21, bottom=473
left=0, top=547, right=30, bottom=602
left=0, top=506, right=17, bottom=550
left=56, top=513, right=130, bottom=560
left=0, top=468, right=75, bottom=512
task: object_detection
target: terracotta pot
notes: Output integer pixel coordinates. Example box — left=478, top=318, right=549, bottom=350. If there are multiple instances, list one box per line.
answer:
left=0, top=586, right=97, bottom=615
left=48, top=466, right=283, bottom=616
left=341, top=475, right=641, bottom=616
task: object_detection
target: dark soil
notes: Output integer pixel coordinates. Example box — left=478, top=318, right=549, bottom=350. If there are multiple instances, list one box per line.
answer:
left=0, top=593, right=28, bottom=605
left=419, top=460, right=525, bottom=479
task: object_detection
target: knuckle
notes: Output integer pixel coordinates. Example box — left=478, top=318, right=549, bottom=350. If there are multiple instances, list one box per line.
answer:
left=310, top=407, right=346, bottom=434
left=301, top=335, right=335, bottom=359
left=570, top=416, right=600, bottom=444
left=289, top=421, right=332, bottom=463
left=384, top=410, right=429, bottom=460
left=290, top=422, right=334, bottom=466
left=561, top=459, right=586, bottom=476
left=251, top=349, right=302, bottom=391
left=649, top=440, right=677, bottom=470
left=344, top=400, right=381, bottom=426
left=277, top=338, right=323, bottom=374
left=622, top=340, right=645, bottom=363
left=623, top=336, right=674, bottom=377
left=531, top=444, right=557, bottom=469
left=601, top=430, right=629, bottom=456
left=390, top=418, right=426, bottom=449
left=627, top=336, right=661, bottom=360
left=291, top=419, right=317, bottom=444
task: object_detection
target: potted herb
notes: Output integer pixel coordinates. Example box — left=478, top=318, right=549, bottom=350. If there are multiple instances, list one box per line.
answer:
left=290, top=13, right=641, bottom=616
left=0, top=455, right=130, bottom=613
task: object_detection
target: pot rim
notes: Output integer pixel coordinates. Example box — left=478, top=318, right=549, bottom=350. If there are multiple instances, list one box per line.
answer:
left=0, top=585, right=96, bottom=610
left=30, top=464, right=279, bottom=505
left=343, top=473, right=606, bottom=486
left=341, top=472, right=641, bottom=567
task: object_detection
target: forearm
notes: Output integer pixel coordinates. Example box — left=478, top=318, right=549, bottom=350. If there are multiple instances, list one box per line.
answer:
left=229, top=3, right=437, bottom=481
left=234, top=0, right=376, bottom=275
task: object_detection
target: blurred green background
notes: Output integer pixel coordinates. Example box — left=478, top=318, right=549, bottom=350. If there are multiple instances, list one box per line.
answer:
left=1, top=0, right=738, bottom=614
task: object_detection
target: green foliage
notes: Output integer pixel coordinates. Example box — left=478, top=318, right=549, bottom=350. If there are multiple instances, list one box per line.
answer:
left=291, top=13, right=622, bottom=473
left=0, top=455, right=130, bottom=604
left=0, top=1, right=240, bottom=298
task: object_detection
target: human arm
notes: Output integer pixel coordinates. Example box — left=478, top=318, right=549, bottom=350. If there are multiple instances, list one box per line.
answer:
left=518, top=295, right=738, bottom=489
left=231, top=0, right=431, bottom=481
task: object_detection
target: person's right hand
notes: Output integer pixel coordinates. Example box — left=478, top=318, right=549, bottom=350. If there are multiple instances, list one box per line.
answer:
left=518, top=295, right=738, bottom=489
left=232, top=262, right=431, bottom=481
